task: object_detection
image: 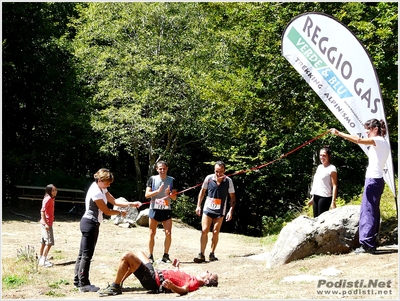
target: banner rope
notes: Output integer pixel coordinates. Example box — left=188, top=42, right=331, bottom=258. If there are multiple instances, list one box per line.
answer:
left=140, top=130, right=330, bottom=206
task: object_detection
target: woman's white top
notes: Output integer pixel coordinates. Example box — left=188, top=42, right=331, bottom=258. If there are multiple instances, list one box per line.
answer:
left=310, top=164, right=337, bottom=197
left=365, top=136, right=390, bottom=178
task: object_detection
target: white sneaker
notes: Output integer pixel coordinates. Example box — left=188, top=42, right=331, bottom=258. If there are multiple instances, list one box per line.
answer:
left=43, top=261, right=53, bottom=267
left=39, top=259, right=53, bottom=267
left=79, top=285, right=100, bottom=292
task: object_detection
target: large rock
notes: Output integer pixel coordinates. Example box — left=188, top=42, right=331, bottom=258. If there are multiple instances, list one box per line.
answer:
left=266, top=205, right=360, bottom=268
left=135, top=208, right=150, bottom=227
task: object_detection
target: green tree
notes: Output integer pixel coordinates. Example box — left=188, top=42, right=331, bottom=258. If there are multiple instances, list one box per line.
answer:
left=71, top=2, right=225, bottom=198
left=2, top=2, right=95, bottom=203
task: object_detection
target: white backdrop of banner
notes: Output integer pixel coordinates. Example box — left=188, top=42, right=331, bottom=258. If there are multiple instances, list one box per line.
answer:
left=281, top=12, right=396, bottom=199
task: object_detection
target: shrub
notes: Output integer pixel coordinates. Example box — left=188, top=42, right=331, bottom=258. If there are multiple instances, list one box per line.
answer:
left=172, top=195, right=198, bottom=227
left=16, top=245, right=38, bottom=273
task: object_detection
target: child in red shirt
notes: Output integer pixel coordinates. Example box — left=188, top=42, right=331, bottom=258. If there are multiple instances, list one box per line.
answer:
left=39, top=184, right=57, bottom=267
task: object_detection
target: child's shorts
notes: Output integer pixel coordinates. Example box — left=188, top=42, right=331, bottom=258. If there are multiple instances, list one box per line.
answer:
left=40, top=224, right=54, bottom=246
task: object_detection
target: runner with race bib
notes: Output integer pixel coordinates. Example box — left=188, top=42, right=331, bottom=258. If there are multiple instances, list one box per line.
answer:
left=194, top=161, right=236, bottom=263
left=145, top=161, right=178, bottom=263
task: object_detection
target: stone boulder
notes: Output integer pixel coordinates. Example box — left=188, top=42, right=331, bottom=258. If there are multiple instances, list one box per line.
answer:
left=135, top=208, right=150, bottom=227
left=266, top=205, right=360, bottom=268
left=111, top=197, right=139, bottom=227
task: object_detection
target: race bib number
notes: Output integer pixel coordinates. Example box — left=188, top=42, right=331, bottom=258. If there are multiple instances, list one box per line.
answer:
left=206, top=197, right=221, bottom=210
left=154, top=198, right=170, bottom=210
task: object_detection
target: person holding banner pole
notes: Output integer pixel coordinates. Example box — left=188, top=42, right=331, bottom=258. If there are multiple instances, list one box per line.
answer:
left=330, top=119, right=390, bottom=254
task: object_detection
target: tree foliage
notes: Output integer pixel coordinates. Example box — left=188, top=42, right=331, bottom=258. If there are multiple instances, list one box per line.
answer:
left=2, top=2, right=99, bottom=201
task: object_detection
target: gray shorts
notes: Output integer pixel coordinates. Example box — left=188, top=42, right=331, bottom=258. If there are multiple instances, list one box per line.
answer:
left=40, top=223, right=54, bottom=246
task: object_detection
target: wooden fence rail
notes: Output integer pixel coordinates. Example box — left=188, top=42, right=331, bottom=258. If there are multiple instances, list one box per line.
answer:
left=15, top=185, right=86, bottom=204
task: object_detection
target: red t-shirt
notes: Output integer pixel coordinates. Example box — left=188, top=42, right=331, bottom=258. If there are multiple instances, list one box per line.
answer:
left=161, top=270, right=201, bottom=292
left=40, top=195, right=55, bottom=226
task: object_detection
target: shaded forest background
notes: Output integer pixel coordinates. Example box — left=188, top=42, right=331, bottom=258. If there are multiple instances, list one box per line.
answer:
left=2, top=2, right=398, bottom=236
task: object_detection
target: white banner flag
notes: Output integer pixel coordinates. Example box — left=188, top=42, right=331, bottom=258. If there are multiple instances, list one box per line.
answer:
left=281, top=12, right=396, bottom=198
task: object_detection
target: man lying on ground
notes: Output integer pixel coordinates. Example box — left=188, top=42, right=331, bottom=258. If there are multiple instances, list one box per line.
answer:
left=98, top=250, right=218, bottom=296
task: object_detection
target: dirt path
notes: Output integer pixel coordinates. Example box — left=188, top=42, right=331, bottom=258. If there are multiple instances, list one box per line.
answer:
left=1, top=210, right=398, bottom=299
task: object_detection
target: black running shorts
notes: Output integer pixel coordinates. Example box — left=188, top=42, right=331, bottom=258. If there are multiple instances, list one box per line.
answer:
left=133, top=262, right=159, bottom=291
left=149, top=209, right=172, bottom=222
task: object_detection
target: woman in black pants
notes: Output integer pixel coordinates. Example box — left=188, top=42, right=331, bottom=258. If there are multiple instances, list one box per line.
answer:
left=308, top=146, right=338, bottom=217
left=74, top=168, right=141, bottom=292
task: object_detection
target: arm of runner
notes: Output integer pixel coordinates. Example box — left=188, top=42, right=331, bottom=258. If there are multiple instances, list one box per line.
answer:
left=162, top=279, right=188, bottom=295
left=145, top=182, right=164, bottom=199
left=196, top=188, right=206, bottom=216
left=225, top=192, right=236, bottom=221
left=170, top=187, right=178, bottom=201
